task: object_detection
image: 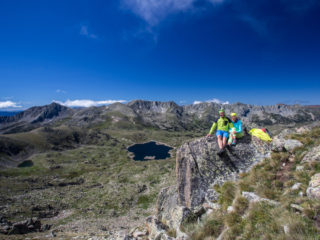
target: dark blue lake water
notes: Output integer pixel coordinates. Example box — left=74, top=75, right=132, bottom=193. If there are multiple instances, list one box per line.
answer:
left=17, top=160, right=34, bottom=167
left=128, top=141, right=173, bottom=161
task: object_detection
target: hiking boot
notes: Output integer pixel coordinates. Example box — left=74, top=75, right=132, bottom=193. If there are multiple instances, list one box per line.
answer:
left=217, top=148, right=225, bottom=155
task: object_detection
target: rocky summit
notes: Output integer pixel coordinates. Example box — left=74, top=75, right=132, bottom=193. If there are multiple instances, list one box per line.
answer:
left=149, top=134, right=271, bottom=233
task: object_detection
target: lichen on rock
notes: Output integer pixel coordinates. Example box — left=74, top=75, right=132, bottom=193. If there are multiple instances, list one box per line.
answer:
left=155, top=134, right=271, bottom=230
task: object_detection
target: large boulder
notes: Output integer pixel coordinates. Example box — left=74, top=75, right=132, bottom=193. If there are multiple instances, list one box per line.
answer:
left=176, top=135, right=270, bottom=209
left=272, top=138, right=302, bottom=153
left=156, top=134, right=271, bottom=229
left=156, top=186, right=192, bottom=229
left=307, top=173, right=320, bottom=200
left=302, top=145, right=320, bottom=163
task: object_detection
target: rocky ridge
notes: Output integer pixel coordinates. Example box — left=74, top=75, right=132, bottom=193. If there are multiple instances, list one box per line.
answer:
left=0, top=100, right=318, bottom=134
left=122, top=133, right=272, bottom=239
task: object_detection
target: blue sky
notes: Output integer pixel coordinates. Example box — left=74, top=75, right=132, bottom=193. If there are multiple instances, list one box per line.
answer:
left=0, top=0, right=320, bottom=110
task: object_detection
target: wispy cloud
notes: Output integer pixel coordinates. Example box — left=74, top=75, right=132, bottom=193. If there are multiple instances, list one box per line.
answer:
left=0, top=101, right=22, bottom=109
left=56, top=89, right=67, bottom=94
left=80, top=25, right=98, bottom=39
left=122, top=0, right=226, bottom=26
left=193, top=98, right=229, bottom=105
left=53, top=99, right=127, bottom=108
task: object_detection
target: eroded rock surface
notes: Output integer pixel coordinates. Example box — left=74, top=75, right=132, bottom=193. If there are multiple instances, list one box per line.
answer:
left=303, top=145, right=320, bottom=163
left=156, top=134, right=271, bottom=230
left=307, top=173, right=320, bottom=200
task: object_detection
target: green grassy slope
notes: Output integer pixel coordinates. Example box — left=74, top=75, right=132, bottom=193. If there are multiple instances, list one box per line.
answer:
left=186, top=127, right=320, bottom=240
left=0, top=127, right=204, bottom=238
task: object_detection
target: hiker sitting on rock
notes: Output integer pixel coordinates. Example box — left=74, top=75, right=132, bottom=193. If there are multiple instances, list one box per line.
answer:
left=207, top=109, right=233, bottom=154
left=228, top=113, right=243, bottom=146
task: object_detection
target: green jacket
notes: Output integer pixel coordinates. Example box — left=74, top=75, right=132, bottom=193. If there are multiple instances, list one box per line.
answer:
left=209, top=117, right=234, bottom=134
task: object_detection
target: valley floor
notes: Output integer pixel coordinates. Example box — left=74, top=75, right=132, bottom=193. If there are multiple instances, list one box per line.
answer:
left=0, top=129, right=204, bottom=239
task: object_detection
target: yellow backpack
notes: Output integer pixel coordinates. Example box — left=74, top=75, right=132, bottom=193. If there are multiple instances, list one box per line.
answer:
left=249, top=128, right=272, bottom=142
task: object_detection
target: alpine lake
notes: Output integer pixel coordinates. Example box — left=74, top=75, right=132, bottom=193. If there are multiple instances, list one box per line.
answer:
left=128, top=141, right=173, bottom=161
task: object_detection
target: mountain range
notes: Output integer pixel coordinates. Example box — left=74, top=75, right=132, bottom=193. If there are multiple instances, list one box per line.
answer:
left=0, top=100, right=319, bottom=169
left=1, top=100, right=319, bottom=135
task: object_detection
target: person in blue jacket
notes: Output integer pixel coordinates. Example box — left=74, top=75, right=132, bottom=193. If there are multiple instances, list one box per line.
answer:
left=228, top=113, right=243, bottom=145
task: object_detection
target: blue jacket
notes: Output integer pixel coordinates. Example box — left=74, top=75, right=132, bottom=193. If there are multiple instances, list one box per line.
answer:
left=231, top=119, right=242, bottom=133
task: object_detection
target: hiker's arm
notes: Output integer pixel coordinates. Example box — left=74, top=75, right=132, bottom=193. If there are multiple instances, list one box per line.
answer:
left=237, top=120, right=242, bottom=133
left=229, top=122, right=234, bottom=131
left=208, top=122, right=217, bottom=135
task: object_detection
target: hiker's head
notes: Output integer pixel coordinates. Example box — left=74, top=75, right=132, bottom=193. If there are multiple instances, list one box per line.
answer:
left=262, top=128, right=266, bottom=133
left=219, top=109, right=225, bottom=117
left=231, top=112, right=237, bottom=121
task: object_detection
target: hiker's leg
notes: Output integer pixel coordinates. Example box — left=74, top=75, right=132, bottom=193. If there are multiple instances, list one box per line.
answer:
left=223, top=137, right=227, bottom=148
left=217, top=135, right=223, bottom=149
left=228, top=132, right=234, bottom=145
left=222, top=131, right=229, bottom=148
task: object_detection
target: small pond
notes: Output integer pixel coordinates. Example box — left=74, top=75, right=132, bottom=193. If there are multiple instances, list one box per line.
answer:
left=128, top=141, right=173, bottom=161
left=17, top=160, right=34, bottom=168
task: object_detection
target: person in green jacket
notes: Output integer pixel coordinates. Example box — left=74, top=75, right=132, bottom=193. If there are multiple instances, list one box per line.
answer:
left=207, top=109, right=234, bottom=153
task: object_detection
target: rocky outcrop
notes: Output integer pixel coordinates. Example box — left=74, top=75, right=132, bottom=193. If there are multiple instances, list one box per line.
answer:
left=0, top=216, right=50, bottom=235
left=122, top=134, right=272, bottom=240
left=272, top=138, right=303, bottom=153
left=302, top=145, right=320, bottom=163
left=307, top=173, right=320, bottom=200
left=154, top=134, right=271, bottom=230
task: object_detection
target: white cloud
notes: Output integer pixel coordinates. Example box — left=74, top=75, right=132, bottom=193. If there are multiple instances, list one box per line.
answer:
left=207, top=98, right=230, bottom=104
left=193, top=98, right=229, bottom=105
left=123, top=0, right=194, bottom=26
left=123, top=0, right=225, bottom=26
left=80, top=25, right=98, bottom=39
left=0, top=101, right=22, bottom=109
left=53, top=99, right=127, bottom=108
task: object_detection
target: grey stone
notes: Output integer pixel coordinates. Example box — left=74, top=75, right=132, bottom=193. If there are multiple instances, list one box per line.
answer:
left=227, top=206, right=234, bottom=213
left=291, top=183, right=302, bottom=190
left=272, top=137, right=302, bottom=152
left=176, top=135, right=270, bottom=209
left=155, top=135, right=271, bottom=230
left=242, top=192, right=280, bottom=206
left=307, top=173, right=320, bottom=200
left=146, top=216, right=169, bottom=240
left=302, top=145, right=320, bottom=163
left=290, top=204, right=304, bottom=212
left=296, top=165, right=304, bottom=171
